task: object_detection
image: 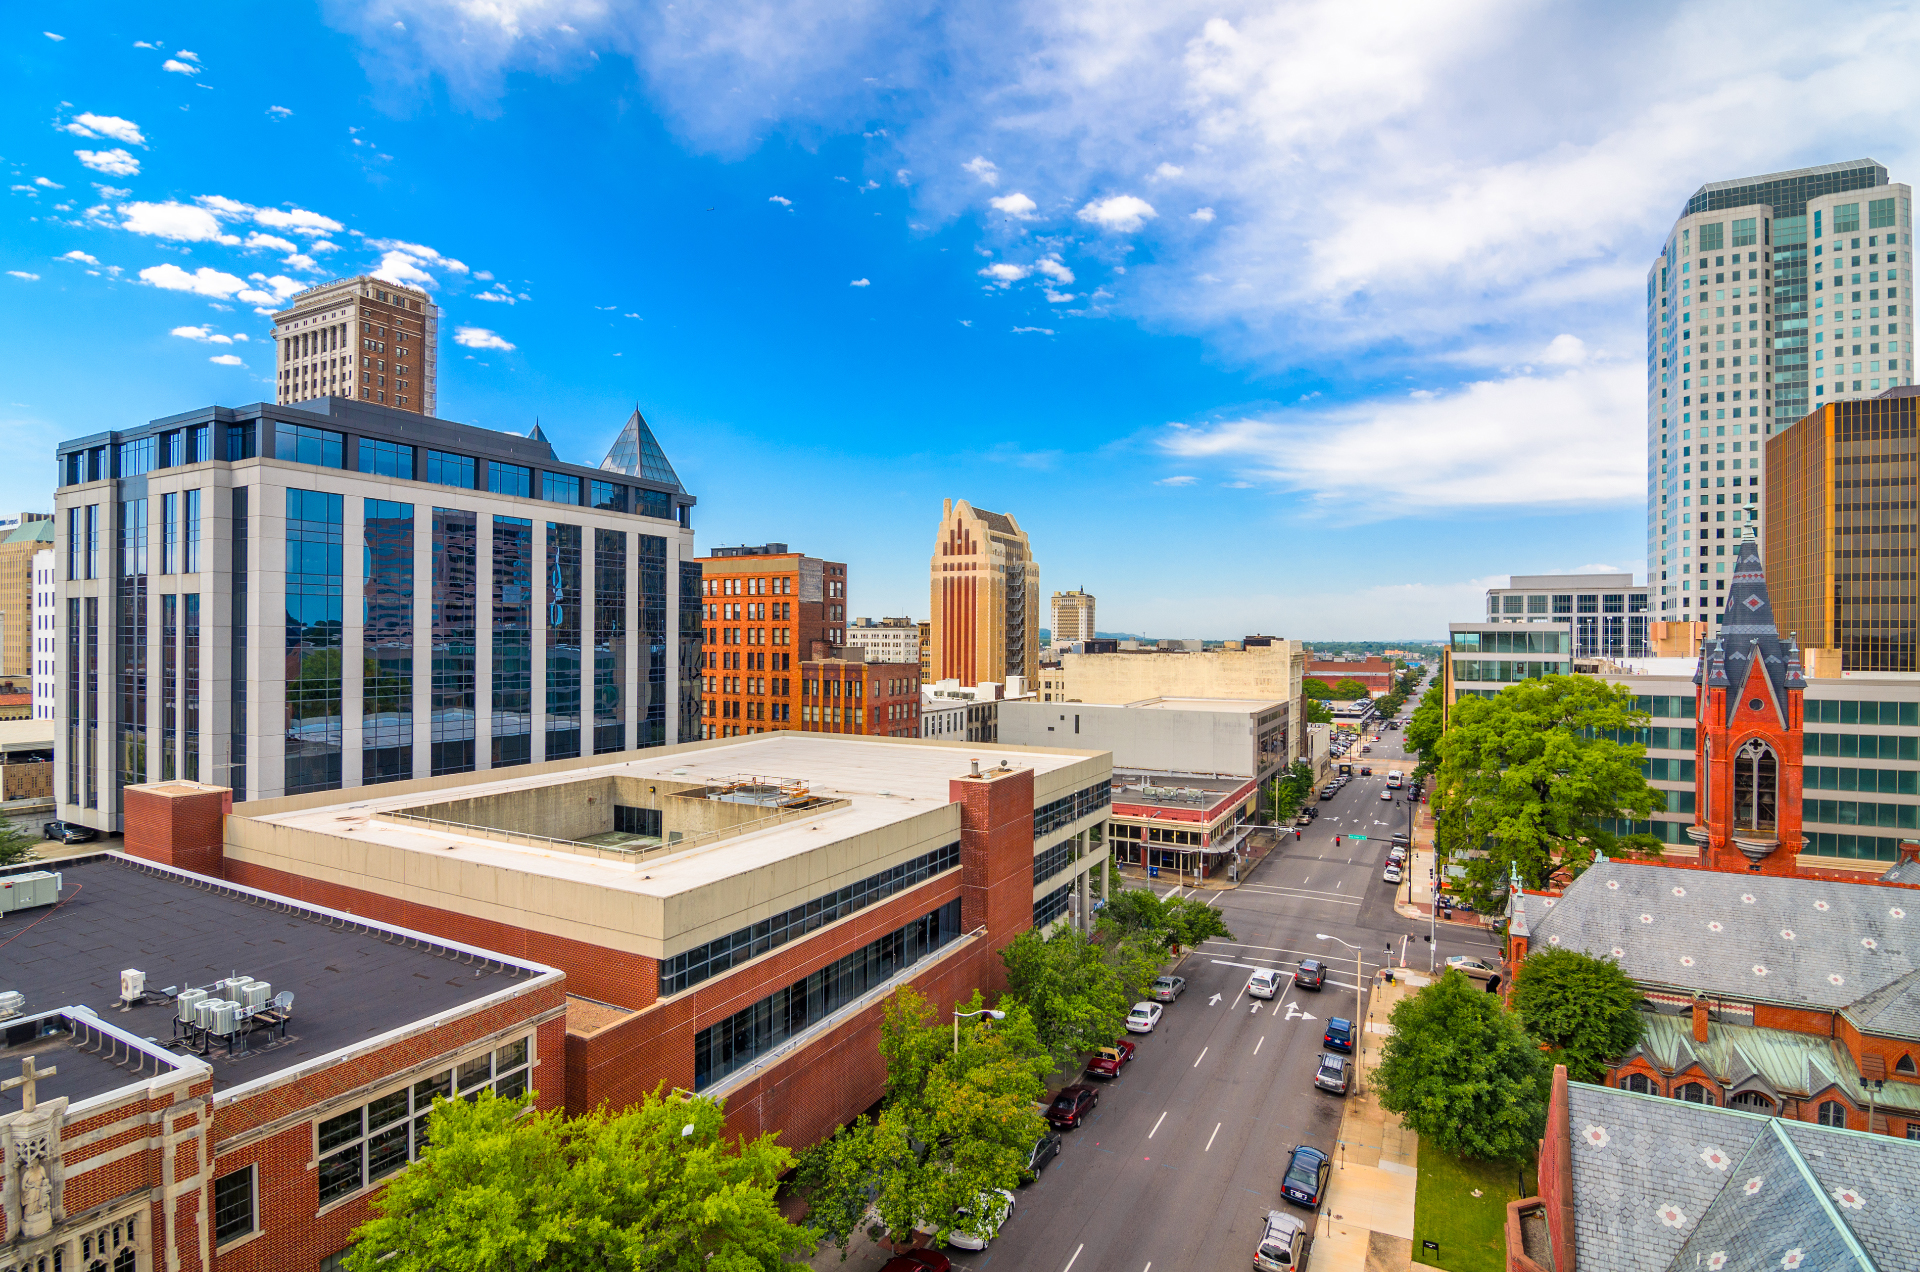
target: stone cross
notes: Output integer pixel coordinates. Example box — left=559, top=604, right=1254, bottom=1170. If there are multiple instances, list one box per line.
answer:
left=2, top=1055, right=57, bottom=1113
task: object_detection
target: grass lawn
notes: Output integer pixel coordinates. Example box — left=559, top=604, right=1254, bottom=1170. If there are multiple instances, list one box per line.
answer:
left=1411, top=1144, right=1532, bottom=1272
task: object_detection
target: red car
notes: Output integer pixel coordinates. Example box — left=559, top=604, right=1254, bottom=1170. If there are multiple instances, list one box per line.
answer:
left=880, top=1252, right=952, bottom=1272
left=1046, top=1083, right=1100, bottom=1129
left=1084, top=1038, right=1136, bottom=1079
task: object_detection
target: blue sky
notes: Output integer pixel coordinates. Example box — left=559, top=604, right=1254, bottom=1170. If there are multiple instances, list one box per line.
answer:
left=4, top=2, right=1916, bottom=638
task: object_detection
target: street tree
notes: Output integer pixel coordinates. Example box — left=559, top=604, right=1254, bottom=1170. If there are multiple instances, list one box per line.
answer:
left=1332, top=678, right=1370, bottom=700
left=1000, top=925, right=1150, bottom=1067
left=1302, top=677, right=1335, bottom=699
left=1100, top=887, right=1233, bottom=954
left=1432, top=674, right=1662, bottom=904
left=0, top=821, right=39, bottom=868
left=1304, top=700, right=1334, bottom=725
left=1375, top=971, right=1550, bottom=1162
left=1511, top=948, right=1645, bottom=1083
left=345, top=1088, right=816, bottom=1272
left=1267, top=760, right=1316, bottom=823
left=800, top=987, right=1049, bottom=1252
left=1404, top=681, right=1444, bottom=783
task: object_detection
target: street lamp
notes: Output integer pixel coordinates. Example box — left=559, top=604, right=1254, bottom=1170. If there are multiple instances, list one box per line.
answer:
left=1317, top=933, right=1366, bottom=1095
left=952, top=1007, right=1006, bottom=1055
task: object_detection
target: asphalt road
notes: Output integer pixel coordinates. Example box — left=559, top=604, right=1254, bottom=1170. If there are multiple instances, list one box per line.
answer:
left=945, top=709, right=1504, bottom=1272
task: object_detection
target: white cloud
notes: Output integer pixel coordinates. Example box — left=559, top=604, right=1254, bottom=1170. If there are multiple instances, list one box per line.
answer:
left=243, top=232, right=298, bottom=253
left=849, top=278, right=871, bottom=287
left=44, top=31, right=64, bottom=41
left=171, top=325, right=234, bottom=344
left=267, top=105, right=293, bottom=118
left=1541, top=333, right=1588, bottom=365
left=175, top=49, right=201, bottom=62
left=1044, top=288, right=1076, bottom=303
left=454, top=326, right=514, bottom=351
left=474, top=285, right=517, bottom=303
left=75, top=149, right=140, bottom=177
left=58, top=250, right=99, bottom=264
left=372, top=250, right=436, bottom=288
left=768, top=195, right=792, bottom=206
left=963, top=156, right=999, bottom=186
left=7, top=272, right=40, bottom=282
left=988, top=192, right=1036, bottom=218
left=243, top=272, right=303, bottom=300
left=35, top=178, right=62, bottom=189
left=1035, top=256, right=1074, bottom=284
left=63, top=113, right=146, bottom=145
left=92, top=183, right=130, bottom=199
left=978, top=262, right=1030, bottom=285
left=162, top=59, right=199, bottom=75
left=283, top=253, right=320, bottom=272
left=1077, top=195, right=1157, bottom=232
left=1189, top=207, right=1215, bottom=223
left=474, top=269, right=493, bottom=280
left=133, top=41, right=156, bottom=49
left=120, top=201, right=237, bottom=243
left=624, top=312, right=640, bottom=318
left=139, top=264, right=248, bottom=297
left=1152, top=163, right=1184, bottom=180
left=365, top=237, right=467, bottom=289
left=1156, top=474, right=1198, bottom=485
left=208, top=354, right=244, bottom=366
left=255, top=206, right=346, bottom=236
left=1011, top=326, right=1055, bottom=335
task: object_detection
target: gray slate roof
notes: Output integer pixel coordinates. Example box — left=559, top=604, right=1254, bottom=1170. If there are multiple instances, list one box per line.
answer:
left=1878, top=858, right=1920, bottom=885
left=1521, top=861, right=1920, bottom=1033
left=1567, top=1082, right=1920, bottom=1271
left=1692, top=536, right=1805, bottom=726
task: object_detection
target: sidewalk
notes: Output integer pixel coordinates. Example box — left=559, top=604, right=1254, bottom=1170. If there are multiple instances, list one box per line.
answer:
left=1316, top=971, right=1430, bottom=1272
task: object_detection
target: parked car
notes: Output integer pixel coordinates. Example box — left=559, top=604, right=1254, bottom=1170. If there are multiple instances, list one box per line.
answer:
left=946, top=1189, right=1015, bottom=1251
left=1125, top=1001, right=1164, bottom=1033
left=1390, top=830, right=1410, bottom=846
left=1046, top=1084, right=1099, bottom=1130
left=42, top=820, right=98, bottom=844
left=1382, top=863, right=1403, bottom=884
left=1085, top=1037, right=1136, bottom=1079
left=1445, top=955, right=1501, bottom=984
left=1152, top=975, right=1186, bottom=1003
left=1378, top=789, right=1393, bottom=801
left=1323, top=1017, right=1354, bottom=1053
left=881, top=1251, right=953, bottom=1272
left=1022, top=1130, right=1063, bottom=1181
left=1314, top=1052, right=1350, bottom=1095
left=1318, top=787, right=1336, bottom=801
left=1254, top=1208, right=1312, bottom=1271
left=1295, top=958, right=1326, bottom=991
left=1281, top=1145, right=1332, bottom=1208
left=1248, top=967, right=1285, bottom=999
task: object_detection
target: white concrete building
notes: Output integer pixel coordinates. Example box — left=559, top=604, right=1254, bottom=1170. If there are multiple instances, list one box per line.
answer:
left=845, top=617, right=920, bottom=668
left=1646, top=161, right=1914, bottom=626
left=998, top=696, right=1293, bottom=783
left=31, top=547, right=54, bottom=719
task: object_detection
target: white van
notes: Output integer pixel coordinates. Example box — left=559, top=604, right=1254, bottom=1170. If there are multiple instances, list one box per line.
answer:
left=1248, top=967, right=1285, bottom=998
left=1386, top=770, right=1404, bottom=789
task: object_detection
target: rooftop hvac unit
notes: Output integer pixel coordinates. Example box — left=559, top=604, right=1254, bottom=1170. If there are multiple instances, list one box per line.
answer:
left=0, top=871, right=62, bottom=914
left=120, top=969, right=146, bottom=1003
left=194, top=997, right=221, bottom=1030
left=209, top=1000, right=240, bottom=1035
left=176, top=987, right=208, bottom=1023
left=0, top=990, right=23, bottom=1020
left=240, top=980, right=272, bottom=1009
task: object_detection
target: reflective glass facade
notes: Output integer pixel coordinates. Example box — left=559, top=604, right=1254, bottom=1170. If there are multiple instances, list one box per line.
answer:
left=431, top=508, right=477, bottom=776
left=286, top=489, right=345, bottom=795
left=593, top=529, right=626, bottom=754
left=364, top=500, right=414, bottom=784
left=544, top=521, right=582, bottom=761
left=492, top=516, right=534, bottom=767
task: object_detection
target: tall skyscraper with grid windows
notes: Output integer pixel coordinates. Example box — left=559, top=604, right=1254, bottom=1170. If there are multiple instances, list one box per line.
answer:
left=1647, top=162, right=1912, bottom=632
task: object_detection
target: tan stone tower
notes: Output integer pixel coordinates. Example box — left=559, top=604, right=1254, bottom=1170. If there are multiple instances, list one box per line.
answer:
left=930, top=499, right=1040, bottom=689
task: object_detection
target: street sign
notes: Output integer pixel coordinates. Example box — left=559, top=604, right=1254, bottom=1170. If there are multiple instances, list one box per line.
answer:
left=1348, top=834, right=1368, bottom=840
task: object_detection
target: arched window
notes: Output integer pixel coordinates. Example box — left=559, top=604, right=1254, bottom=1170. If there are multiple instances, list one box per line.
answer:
left=1897, top=1053, right=1917, bottom=1077
left=1676, top=1082, right=1714, bottom=1105
left=1729, top=1091, right=1775, bottom=1111
left=1734, top=739, right=1778, bottom=831
left=1818, top=1100, right=1849, bottom=1128
left=1621, top=1073, right=1653, bottom=1094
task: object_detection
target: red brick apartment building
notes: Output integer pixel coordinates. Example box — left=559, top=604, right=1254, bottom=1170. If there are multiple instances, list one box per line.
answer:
left=1303, top=656, right=1395, bottom=696
left=801, top=657, right=922, bottom=737
left=0, top=782, right=563, bottom=1272
left=113, top=733, right=1112, bottom=1162
left=695, top=543, right=847, bottom=738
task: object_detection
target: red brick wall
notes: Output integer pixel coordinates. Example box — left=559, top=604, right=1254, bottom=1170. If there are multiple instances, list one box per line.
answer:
left=1536, top=1065, right=1575, bottom=1272
left=124, top=785, right=227, bottom=875
left=951, top=767, right=1034, bottom=1000
left=1834, top=1013, right=1920, bottom=1091
left=1753, top=1003, right=1837, bottom=1037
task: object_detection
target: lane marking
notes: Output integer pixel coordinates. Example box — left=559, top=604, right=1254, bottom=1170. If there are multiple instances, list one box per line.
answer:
left=1206, top=1122, right=1221, bottom=1151
left=1148, top=1110, right=1167, bottom=1138
left=1193, top=1047, right=1208, bottom=1068
left=1062, top=1243, right=1084, bottom=1272
left=1255, top=1035, right=1264, bottom=1054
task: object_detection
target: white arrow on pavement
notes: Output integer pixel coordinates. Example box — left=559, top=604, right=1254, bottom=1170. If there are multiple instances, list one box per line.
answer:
left=1209, top=992, right=1223, bottom=1006
left=1283, top=1002, right=1318, bottom=1021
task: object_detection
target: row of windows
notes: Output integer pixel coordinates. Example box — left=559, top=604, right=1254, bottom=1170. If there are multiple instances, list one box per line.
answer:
left=1034, top=881, right=1072, bottom=928
left=692, top=899, right=963, bottom=1091
left=1805, top=798, right=1919, bottom=830
left=1033, top=838, right=1076, bottom=887
left=1592, top=726, right=1697, bottom=751
left=1450, top=630, right=1566, bottom=653
left=658, top=842, right=960, bottom=997
left=707, top=575, right=793, bottom=596
left=1807, top=731, right=1920, bottom=760
left=1643, top=757, right=1696, bottom=782
left=1450, top=659, right=1568, bottom=683
left=1806, top=765, right=1920, bottom=794
left=1035, top=779, right=1113, bottom=838
left=1806, top=698, right=1920, bottom=726
left=1491, top=592, right=1647, bottom=615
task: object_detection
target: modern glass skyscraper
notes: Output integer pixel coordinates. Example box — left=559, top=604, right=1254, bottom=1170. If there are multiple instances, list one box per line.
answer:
left=1645, top=161, right=1912, bottom=630
left=53, top=398, right=700, bottom=831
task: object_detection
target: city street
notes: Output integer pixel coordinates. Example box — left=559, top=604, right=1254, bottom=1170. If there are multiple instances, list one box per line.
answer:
left=928, top=714, right=1502, bottom=1272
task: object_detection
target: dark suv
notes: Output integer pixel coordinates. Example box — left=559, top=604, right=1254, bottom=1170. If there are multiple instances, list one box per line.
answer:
left=1323, top=1018, right=1354, bottom=1053
left=1046, top=1084, right=1099, bottom=1130
left=1281, top=1145, right=1332, bottom=1208
left=1295, top=958, right=1326, bottom=991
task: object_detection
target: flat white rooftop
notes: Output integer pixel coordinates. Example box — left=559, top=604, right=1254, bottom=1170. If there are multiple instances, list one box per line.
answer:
left=256, top=736, right=1097, bottom=900
left=1120, top=697, right=1285, bottom=713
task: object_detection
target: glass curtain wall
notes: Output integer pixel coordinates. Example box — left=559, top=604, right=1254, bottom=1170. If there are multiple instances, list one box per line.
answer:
left=161, top=593, right=177, bottom=780
left=230, top=488, right=248, bottom=798
left=116, top=499, right=148, bottom=807
left=492, top=516, right=534, bottom=767
left=677, top=556, right=702, bottom=744
left=183, top=593, right=200, bottom=780
left=545, top=522, right=582, bottom=761
left=430, top=508, right=478, bottom=775
left=364, top=500, right=414, bottom=783
left=285, top=489, right=345, bottom=795
left=65, top=598, right=81, bottom=803
left=593, top=529, right=626, bottom=754
left=85, top=596, right=98, bottom=807
left=639, top=536, right=668, bottom=746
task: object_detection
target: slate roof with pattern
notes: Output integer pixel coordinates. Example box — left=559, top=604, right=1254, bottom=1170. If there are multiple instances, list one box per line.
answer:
left=1878, top=858, right=1920, bottom=885
left=1567, top=1082, right=1920, bottom=1271
left=1521, top=860, right=1920, bottom=1030
left=1692, top=536, right=1805, bottom=727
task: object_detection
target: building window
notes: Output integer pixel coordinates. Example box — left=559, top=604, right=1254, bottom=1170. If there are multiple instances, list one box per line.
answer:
left=160, top=491, right=178, bottom=574
left=1818, top=1099, right=1848, bottom=1127
left=426, top=450, right=475, bottom=489
left=1034, top=881, right=1072, bottom=927
left=1675, top=1082, right=1713, bottom=1105
left=230, top=488, right=248, bottom=798
left=117, top=499, right=149, bottom=809
left=184, top=488, right=201, bottom=573
left=184, top=593, right=200, bottom=781
left=492, top=516, right=534, bottom=767
left=542, top=472, right=581, bottom=505
left=431, top=508, right=478, bottom=776
left=488, top=462, right=532, bottom=498
left=213, top=1164, right=255, bottom=1244
left=1621, top=1072, right=1653, bottom=1094
left=590, top=479, right=627, bottom=513
left=316, top=1038, right=532, bottom=1208
left=286, top=489, right=345, bottom=795
left=275, top=422, right=346, bottom=469
left=117, top=435, right=157, bottom=477
left=1734, top=739, right=1778, bottom=832
left=1898, top=1053, right=1917, bottom=1077
left=364, top=500, right=414, bottom=784
left=545, top=522, right=582, bottom=761
left=358, top=437, right=415, bottom=479
left=226, top=422, right=256, bottom=461
left=593, top=529, right=626, bottom=755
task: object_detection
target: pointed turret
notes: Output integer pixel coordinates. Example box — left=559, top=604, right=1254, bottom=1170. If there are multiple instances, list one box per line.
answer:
left=600, top=406, right=684, bottom=493
left=1714, top=536, right=1799, bottom=724
left=1707, top=639, right=1728, bottom=687
left=527, top=420, right=549, bottom=444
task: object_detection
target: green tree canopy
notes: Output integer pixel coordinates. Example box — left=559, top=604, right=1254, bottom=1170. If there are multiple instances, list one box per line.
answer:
left=1432, top=674, right=1662, bottom=904
left=1302, top=677, right=1335, bottom=699
left=999, top=925, right=1156, bottom=1068
left=1099, top=887, right=1234, bottom=954
left=1304, top=700, right=1334, bottom=725
left=1404, top=680, right=1445, bottom=784
left=1331, top=678, right=1370, bottom=700
left=1511, top=948, right=1646, bottom=1083
left=345, top=1088, right=816, bottom=1272
left=800, top=987, right=1049, bottom=1252
left=0, top=820, right=39, bottom=868
left=1375, top=971, right=1550, bottom=1162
